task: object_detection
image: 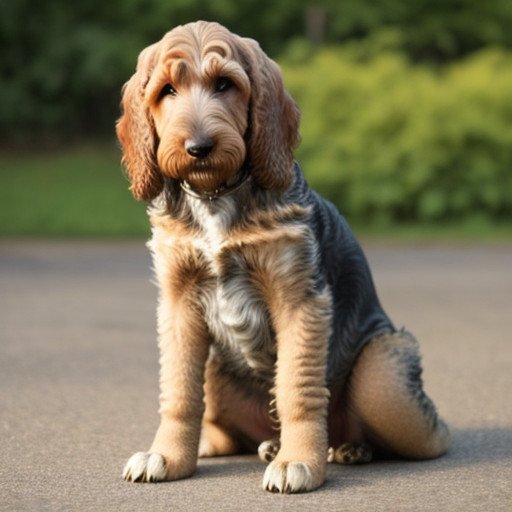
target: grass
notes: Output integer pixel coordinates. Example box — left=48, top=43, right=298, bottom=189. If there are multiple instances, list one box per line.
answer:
left=0, top=144, right=150, bottom=237
left=1, top=144, right=511, bottom=242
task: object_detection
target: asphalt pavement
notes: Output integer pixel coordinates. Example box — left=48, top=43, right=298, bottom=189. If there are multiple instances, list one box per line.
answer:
left=1, top=240, right=511, bottom=511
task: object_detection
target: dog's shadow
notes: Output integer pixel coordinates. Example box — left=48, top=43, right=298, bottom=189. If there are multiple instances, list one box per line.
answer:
left=194, top=426, right=512, bottom=493
left=325, top=426, right=512, bottom=490
left=443, top=426, right=512, bottom=466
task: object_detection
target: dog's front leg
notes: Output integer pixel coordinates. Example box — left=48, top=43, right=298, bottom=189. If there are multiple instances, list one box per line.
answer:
left=123, top=256, right=210, bottom=483
left=263, top=288, right=332, bottom=493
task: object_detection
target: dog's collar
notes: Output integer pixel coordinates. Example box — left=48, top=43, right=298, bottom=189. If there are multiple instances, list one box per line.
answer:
left=179, top=166, right=251, bottom=202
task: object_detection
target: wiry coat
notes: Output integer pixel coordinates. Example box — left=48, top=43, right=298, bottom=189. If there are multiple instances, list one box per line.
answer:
left=117, top=21, right=450, bottom=493
left=149, top=163, right=394, bottom=390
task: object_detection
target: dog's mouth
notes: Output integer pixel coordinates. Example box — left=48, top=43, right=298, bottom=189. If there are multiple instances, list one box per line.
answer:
left=182, top=162, right=238, bottom=194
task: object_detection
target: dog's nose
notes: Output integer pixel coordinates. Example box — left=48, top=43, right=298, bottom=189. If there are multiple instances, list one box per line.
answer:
left=185, top=138, right=214, bottom=159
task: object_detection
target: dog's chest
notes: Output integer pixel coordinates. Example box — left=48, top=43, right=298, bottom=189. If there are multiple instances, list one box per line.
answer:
left=195, top=206, right=276, bottom=381
left=203, top=273, right=275, bottom=381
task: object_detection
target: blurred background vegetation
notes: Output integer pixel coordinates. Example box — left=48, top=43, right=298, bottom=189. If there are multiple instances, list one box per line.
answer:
left=1, top=0, right=512, bottom=238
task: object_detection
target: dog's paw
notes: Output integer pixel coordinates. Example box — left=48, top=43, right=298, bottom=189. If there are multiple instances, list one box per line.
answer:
left=262, top=460, right=318, bottom=494
left=332, top=443, right=373, bottom=465
left=122, top=452, right=167, bottom=483
left=257, top=439, right=280, bottom=463
left=198, top=436, right=216, bottom=458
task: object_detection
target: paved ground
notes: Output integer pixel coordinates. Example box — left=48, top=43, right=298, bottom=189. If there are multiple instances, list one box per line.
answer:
left=1, top=240, right=511, bottom=511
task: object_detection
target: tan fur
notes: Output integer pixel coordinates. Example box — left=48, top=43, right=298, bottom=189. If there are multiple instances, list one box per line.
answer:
left=347, top=331, right=451, bottom=459
left=145, top=232, right=212, bottom=480
left=117, top=21, right=449, bottom=493
left=116, top=44, right=163, bottom=201
left=200, top=357, right=274, bottom=456
left=268, top=288, right=332, bottom=489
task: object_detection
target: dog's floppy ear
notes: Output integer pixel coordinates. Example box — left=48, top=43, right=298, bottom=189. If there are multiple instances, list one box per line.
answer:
left=239, top=38, right=300, bottom=192
left=116, top=43, right=163, bottom=202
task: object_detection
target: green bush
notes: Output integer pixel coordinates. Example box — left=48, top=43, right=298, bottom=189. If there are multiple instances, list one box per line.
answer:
left=280, top=45, right=512, bottom=224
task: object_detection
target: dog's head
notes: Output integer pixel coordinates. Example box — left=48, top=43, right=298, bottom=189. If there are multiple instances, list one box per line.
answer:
left=116, top=21, right=300, bottom=201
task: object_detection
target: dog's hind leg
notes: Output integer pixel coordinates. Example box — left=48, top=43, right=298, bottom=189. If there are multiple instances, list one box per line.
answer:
left=199, top=357, right=276, bottom=458
left=258, top=439, right=280, bottom=463
left=346, top=330, right=450, bottom=459
left=198, top=421, right=241, bottom=458
left=199, top=358, right=243, bottom=457
left=329, top=442, right=373, bottom=464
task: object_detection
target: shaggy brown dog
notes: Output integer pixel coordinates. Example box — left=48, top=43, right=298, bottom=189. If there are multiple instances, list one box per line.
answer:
left=117, top=21, right=450, bottom=493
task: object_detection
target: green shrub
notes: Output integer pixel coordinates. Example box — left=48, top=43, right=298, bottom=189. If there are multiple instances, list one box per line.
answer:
left=280, top=46, right=512, bottom=224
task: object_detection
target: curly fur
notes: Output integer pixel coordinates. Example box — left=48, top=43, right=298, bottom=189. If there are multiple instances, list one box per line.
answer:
left=117, top=21, right=450, bottom=493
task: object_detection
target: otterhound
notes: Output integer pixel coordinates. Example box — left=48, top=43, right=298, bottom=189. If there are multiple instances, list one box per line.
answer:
left=116, top=21, right=450, bottom=493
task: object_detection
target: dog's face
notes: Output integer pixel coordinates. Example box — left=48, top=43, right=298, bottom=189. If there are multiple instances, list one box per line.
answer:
left=116, top=21, right=300, bottom=201
left=145, top=28, right=252, bottom=193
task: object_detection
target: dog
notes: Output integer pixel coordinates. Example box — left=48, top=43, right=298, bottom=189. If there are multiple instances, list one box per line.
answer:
left=116, top=21, right=450, bottom=493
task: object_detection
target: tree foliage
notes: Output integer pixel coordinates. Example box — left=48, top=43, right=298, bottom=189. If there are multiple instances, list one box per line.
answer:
left=2, top=0, right=512, bottom=143
left=282, top=45, right=512, bottom=223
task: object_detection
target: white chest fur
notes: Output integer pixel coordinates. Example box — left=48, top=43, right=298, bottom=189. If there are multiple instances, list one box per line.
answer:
left=203, top=276, right=275, bottom=381
left=190, top=196, right=276, bottom=381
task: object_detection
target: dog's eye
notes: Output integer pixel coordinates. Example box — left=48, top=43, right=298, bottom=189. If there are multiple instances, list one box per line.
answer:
left=160, top=84, right=177, bottom=98
left=215, top=77, right=234, bottom=93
